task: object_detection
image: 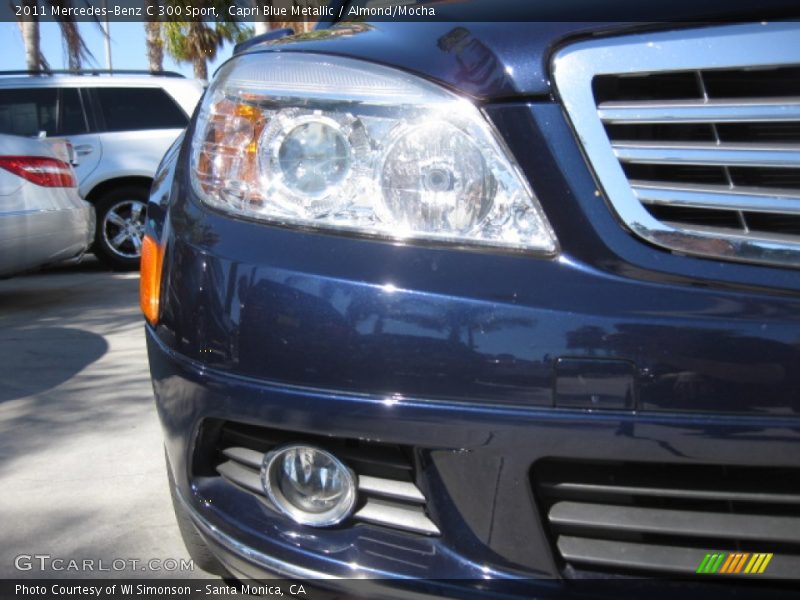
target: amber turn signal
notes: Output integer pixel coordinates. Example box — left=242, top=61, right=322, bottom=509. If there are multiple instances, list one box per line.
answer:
left=140, top=234, right=165, bottom=325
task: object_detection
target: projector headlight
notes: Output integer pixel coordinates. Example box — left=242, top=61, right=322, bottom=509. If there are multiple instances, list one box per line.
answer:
left=191, top=53, right=557, bottom=253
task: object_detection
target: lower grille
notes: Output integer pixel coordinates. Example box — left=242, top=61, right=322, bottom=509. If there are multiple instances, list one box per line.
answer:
left=534, top=459, right=800, bottom=579
left=212, top=422, right=439, bottom=536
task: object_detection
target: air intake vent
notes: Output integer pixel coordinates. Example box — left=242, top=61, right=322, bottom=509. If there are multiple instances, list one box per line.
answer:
left=213, top=422, right=439, bottom=536
left=534, top=459, right=800, bottom=579
left=554, top=22, right=800, bottom=268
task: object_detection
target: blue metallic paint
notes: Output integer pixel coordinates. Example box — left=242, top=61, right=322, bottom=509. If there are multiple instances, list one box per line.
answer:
left=147, top=15, right=800, bottom=590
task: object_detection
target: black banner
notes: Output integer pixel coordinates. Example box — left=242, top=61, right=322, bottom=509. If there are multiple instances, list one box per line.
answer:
left=1, top=0, right=798, bottom=23
left=1, top=578, right=796, bottom=600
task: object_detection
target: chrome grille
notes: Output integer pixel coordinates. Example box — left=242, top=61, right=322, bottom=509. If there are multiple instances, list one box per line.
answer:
left=554, top=22, right=800, bottom=268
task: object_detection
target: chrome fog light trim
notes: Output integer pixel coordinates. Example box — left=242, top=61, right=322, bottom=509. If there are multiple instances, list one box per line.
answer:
left=261, top=444, right=357, bottom=527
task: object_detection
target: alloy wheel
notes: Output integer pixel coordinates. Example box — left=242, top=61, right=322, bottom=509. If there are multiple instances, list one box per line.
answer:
left=102, top=199, right=147, bottom=259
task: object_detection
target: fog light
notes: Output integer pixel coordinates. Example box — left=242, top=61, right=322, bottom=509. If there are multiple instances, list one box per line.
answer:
left=261, top=445, right=357, bottom=527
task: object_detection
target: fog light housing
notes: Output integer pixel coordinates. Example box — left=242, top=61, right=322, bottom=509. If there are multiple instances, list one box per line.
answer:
left=261, top=445, right=357, bottom=527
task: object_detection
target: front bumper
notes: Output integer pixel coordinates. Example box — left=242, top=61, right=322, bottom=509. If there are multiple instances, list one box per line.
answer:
left=149, top=326, right=800, bottom=587
left=0, top=192, right=94, bottom=276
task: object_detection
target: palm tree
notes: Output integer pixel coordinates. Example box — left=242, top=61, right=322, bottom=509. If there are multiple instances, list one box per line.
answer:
left=17, top=0, right=46, bottom=71
left=253, top=0, right=272, bottom=35
left=54, top=14, right=94, bottom=70
left=144, top=0, right=164, bottom=72
left=17, top=0, right=95, bottom=72
left=145, top=21, right=164, bottom=71
left=251, top=0, right=319, bottom=36
left=164, top=17, right=252, bottom=80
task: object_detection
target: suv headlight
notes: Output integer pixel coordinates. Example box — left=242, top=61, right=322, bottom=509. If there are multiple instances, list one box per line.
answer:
left=191, top=53, right=557, bottom=253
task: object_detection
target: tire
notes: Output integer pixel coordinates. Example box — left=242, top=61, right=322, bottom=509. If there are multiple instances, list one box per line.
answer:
left=93, top=186, right=149, bottom=271
left=166, top=454, right=229, bottom=576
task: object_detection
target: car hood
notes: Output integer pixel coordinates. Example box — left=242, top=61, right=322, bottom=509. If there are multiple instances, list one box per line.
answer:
left=241, top=1, right=798, bottom=100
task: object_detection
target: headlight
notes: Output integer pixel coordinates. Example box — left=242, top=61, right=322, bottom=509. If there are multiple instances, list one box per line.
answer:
left=191, top=53, right=557, bottom=253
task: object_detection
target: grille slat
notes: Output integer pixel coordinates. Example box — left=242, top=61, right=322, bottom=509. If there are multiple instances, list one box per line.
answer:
left=541, top=481, right=800, bottom=505
left=221, top=446, right=263, bottom=469
left=358, top=474, right=427, bottom=503
left=612, top=141, right=800, bottom=168
left=534, top=459, right=800, bottom=579
left=550, top=501, right=800, bottom=544
left=354, top=498, right=440, bottom=536
left=555, top=22, right=800, bottom=268
left=632, top=181, right=800, bottom=214
left=599, top=98, right=800, bottom=124
left=557, top=537, right=800, bottom=579
left=217, top=460, right=263, bottom=494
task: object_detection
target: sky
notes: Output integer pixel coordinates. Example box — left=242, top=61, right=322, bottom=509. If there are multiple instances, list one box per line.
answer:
left=0, top=21, right=238, bottom=79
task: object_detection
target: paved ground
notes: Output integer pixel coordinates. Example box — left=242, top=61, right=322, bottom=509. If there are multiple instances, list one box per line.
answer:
left=0, top=258, right=207, bottom=579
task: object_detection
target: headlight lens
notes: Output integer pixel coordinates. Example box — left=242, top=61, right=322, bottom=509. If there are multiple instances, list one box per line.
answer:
left=380, top=121, right=494, bottom=234
left=191, top=53, right=557, bottom=253
left=277, top=120, right=350, bottom=195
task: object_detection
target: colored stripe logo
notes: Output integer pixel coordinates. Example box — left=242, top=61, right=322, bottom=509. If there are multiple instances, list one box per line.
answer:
left=696, top=552, right=773, bottom=575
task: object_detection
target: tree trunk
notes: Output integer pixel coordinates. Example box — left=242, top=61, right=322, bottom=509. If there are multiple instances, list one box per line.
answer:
left=254, top=0, right=276, bottom=34
left=144, top=20, right=163, bottom=71
left=294, top=0, right=316, bottom=33
left=193, top=57, right=208, bottom=80
left=18, top=10, right=42, bottom=71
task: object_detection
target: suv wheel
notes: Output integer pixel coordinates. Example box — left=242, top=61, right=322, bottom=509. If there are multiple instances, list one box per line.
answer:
left=94, top=186, right=148, bottom=271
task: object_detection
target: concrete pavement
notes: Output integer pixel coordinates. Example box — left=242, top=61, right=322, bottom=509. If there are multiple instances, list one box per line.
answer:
left=0, top=258, right=207, bottom=579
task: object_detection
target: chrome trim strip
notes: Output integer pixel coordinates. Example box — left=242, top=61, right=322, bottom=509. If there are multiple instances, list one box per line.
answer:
left=222, top=446, right=263, bottom=469
left=358, top=475, right=426, bottom=503
left=174, top=486, right=341, bottom=579
left=632, top=181, right=800, bottom=214
left=598, top=98, right=800, bottom=124
left=659, top=222, right=799, bottom=245
left=550, top=500, right=800, bottom=543
left=216, top=460, right=263, bottom=494
left=613, top=141, right=800, bottom=168
left=542, top=480, right=800, bottom=504
left=354, top=498, right=441, bottom=536
left=553, top=21, right=800, bottom=268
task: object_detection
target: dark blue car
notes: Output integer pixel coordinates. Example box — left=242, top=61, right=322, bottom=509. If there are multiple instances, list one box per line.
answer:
left=143, top=2, right=800, bottom=595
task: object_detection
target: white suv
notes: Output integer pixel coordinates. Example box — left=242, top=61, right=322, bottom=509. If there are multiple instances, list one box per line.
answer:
left=0, top=70, right=204, bottom=269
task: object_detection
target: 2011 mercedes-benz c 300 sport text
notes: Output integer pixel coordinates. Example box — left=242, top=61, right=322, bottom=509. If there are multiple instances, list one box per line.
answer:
left=143, top=2, right=800, bottom=596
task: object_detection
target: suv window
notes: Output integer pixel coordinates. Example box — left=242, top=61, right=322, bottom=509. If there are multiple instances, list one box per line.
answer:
left=0, top=88, right=58, bottom=136
left=60, top=88, right=88, bottom=135
left=94, top=87, right=188, bottom=132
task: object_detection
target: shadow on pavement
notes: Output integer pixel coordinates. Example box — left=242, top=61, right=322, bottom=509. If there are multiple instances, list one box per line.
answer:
left=0, top=265, right=150, bottom=474
left=0, top=258, right=199, bottom=578
left=41, top=257, right=115, bottom=275
left=0, top=326, right=108, bottom=403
